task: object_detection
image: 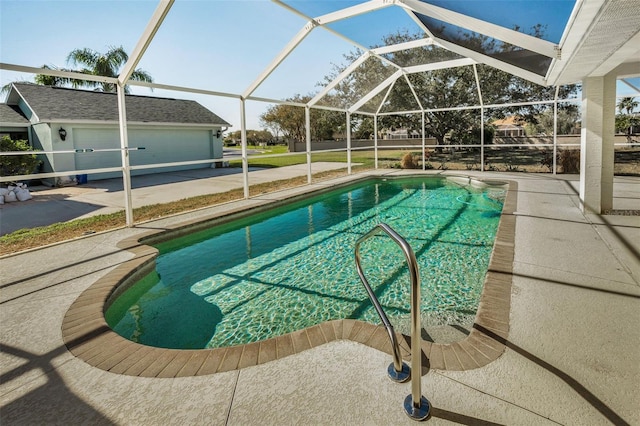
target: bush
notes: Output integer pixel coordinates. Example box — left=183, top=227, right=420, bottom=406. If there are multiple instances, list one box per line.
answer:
left=560, top=149, right=580, bottom=173
left=539, top=149, right=581, bottom=173
left=450, top=126, right=494, bottom=146
left=400, top=152, right=419, bottom=169
left=0, top=136, right=40, bottom=178
left=540, top=150, right=557, bottom=172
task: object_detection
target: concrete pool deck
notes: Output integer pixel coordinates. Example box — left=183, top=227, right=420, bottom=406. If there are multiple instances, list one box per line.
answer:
left=1, top=170, right=639, bottom=425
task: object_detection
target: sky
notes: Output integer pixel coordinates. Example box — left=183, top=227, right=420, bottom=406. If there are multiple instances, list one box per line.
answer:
left=0, top=0, right=360, bottom=130
left=1, top=0, right=638, bottom=131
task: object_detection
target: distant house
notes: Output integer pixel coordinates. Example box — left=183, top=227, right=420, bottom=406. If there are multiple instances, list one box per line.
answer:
left=1, top=83, right=231, bottom=183
left=491, top=116, right=526, bottom=137
left=384, top=128, right=421, bottom=140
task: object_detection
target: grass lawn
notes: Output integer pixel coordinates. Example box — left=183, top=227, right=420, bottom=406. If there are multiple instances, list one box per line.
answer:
left=230, top=149, right=407, bottom=169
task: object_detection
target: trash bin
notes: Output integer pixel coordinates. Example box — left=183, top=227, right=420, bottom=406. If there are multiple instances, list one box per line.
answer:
left=76, top=174, right=88, bottom=184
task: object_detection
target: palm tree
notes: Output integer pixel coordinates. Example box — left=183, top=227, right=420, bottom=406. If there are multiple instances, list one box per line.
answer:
left=64, top=45, right=153, bottom=93
left=33, top=64, right=77, bottom=87
left=617, top=97, right=639, bottom=115
left=2, top=45, right=153, bottom=100
left=616, top=97, right=639, bottom=138
left=1, top=65, right=72, bottom=97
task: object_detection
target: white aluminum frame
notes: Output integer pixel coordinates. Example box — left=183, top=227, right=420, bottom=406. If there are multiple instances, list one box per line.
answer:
left=2, top=0, right=638, bottom=234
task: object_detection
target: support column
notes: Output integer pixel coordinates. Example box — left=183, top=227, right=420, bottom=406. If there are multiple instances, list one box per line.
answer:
left=240, top=99, right=249, bottom=199
left=553, top=86, right=560, bottom=175
left=421, top=112, right=426, bottom=171
left=579, top=75, right=616, bottom=213
left=346, top=111, right=352, bottom=175
left=374, top=115, right=378, bottom=169
left=116, top=84, right=133, bottom=227
left=480, top=106, right=485, bottom=172
left=305, top=106, right=312, bottom=183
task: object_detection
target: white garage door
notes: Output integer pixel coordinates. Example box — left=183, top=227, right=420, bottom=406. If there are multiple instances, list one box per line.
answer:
left=128, top=128, right=211, bottom=169
left=73, top=128, right=121, bottom=179
left=73, top=127, right=213, bottom=180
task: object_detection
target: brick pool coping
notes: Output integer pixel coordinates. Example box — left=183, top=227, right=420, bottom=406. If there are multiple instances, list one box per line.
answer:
left=61, top=175, right=517, bottom=377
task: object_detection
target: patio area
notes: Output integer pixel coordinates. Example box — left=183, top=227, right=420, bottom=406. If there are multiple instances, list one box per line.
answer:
left=1, top=170, right=638, bottom=425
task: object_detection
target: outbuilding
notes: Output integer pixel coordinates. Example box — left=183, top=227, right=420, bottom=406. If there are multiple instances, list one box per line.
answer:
left=2, top=83, right=230, bottom=183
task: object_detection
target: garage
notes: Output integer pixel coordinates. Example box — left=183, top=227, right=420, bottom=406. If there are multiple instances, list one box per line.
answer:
left=73, top=127, right=215, bottom=180
left=5, top=83, right=230, bottom=183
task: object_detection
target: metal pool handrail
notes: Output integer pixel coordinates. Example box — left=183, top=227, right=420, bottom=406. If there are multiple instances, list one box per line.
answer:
left=354, top=223, right=430, bottom=421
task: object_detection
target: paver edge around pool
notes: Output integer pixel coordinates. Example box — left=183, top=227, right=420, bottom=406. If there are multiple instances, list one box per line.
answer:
left=61, top=174, right=517, bottom=378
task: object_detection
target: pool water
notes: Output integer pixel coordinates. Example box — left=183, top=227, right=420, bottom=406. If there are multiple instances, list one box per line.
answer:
left=106, top=177, right=505, bottom=349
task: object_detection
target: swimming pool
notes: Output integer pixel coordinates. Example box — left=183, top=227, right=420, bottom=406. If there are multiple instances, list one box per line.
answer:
left=106, top=176, right=505, bottom=350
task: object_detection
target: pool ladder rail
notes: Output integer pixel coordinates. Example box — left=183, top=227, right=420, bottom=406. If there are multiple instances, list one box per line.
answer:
left=354, top=223, right=430, bottom=421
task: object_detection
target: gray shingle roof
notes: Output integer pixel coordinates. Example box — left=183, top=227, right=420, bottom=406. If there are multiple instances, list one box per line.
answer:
left=0, top=104, right=30, bottom=125
left=11, top=83, right=230, bottom=126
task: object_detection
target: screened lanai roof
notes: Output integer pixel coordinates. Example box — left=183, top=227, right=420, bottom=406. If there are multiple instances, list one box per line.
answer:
left=264, top=0, right=639, bottom=107
left=1, top=0, right=639, bottom=128
left=280, top=0, right=573, bottom=79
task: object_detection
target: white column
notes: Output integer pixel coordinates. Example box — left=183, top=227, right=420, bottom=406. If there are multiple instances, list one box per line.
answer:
left=579, top=74, right=616, bottom=213
left=374, top=115, right=378, bottom=169
left=553, top=86, right=559, bottom=175
left=305, top=106, right=312, bottom=183
left=240, top=99, right=249, bottom=199
left=421, top=112, right=426, bottom=171
left=601, top=76, right=616, bottom=211
left=116, top=84, right=133, bottom=227
left=346, top=111, right=352, bottom=174
left=480, top=107, right=485, bottom=172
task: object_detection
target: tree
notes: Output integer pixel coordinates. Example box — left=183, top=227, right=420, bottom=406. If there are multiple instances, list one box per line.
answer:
left=372, top=34, right=482, bottom=145
left=0, top=136, right=40, bottom=177
left=32, top=46, right=153, bottom=94
left=225, top=129, right=274, bottom=145
left=525, top=106, right=581, bottom=136
left=2, top=46, right=154, bottom=97
left=33, top=64, right=78, bottom=88
left=319, top=30, right=579, bottom=146
left=615, top=97, right=640, bottom=137
left=351, top=116, right=374, bottom=139
left=618, top=97, right=639, bottom=115
left=62, top=46, right=153, bottom=93
left=260, top=95, right=307, bottom=143
left=260, top=94, right=344, bottom=143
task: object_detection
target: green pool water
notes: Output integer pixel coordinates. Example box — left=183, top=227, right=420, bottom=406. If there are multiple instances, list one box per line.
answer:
left=106, top=176, right=505, bottom=349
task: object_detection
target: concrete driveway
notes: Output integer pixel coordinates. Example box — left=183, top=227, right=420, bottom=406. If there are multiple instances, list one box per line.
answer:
left=0, top=162, right=348, bottom=236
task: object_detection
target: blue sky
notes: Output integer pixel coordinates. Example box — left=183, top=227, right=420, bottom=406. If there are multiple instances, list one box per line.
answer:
left=1, top=0, right=638, bottom=130
left=0, top=0, right=357, bottom=129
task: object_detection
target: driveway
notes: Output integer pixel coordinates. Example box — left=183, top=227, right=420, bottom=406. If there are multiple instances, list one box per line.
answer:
left=0, top=162, right=348, bottom=236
